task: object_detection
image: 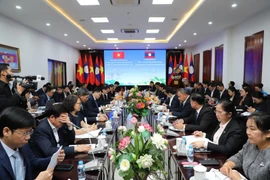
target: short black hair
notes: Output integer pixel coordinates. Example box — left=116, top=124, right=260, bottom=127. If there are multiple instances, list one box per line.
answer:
left=217, top=82, right=224, bottom=87
left=114, top=86, right=121, bottom=93
left=0, top=63, right=9, bottom=74
left=45, top=86, right=54, bottom=93
left=229, top=81, right=235, bottom=87
left=150, top=81, right=154, bottom=84
left=114, top=81, right=120, bottom=85
left=209, top=83, right=216, bottom=87
left=93, top=87, right=101, bottom=93
left=165, top=86, right=175, bottom=94
left=228, top=86, right=236, bottom=93
left=255, top=83, right=264, bottom=89
left=159, top=83, right=166, bottom=88
left=45, top=104, right=68, bottom=118
left=218, top=100, right=236, bottom=117
left=248, top=112, right=270, bottom=133
left=252, top=91, right=264, bottom=99
left=62, top=95, right=79, bottom=112
left=242, top=86, right=252, bottom=96
left=101, top=85, right=109, bottom=90
left=0, top=107, right=35, bottom=137
left=190, top=92, right=204, bottom=105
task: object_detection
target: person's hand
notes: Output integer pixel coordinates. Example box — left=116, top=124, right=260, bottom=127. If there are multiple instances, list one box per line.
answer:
left=205, top=95, right=210, bottom=99
left=89, top=123, right=97, bottom=131
left=220, top=164, right=232, bottom=176
left=229, top=170, right=242, bottom=180
left=16, top=83, right=26, bottom=95
left=193, top=131, right=204, bottom=137
left=191, top=141, right=205, bottom=149
left=35, top=168, right=53, bottom=180
left=59, top=114, right=72, bottom=127
left=173, top=121, right=184, bottom=130
left=75, top=144, right=91, bottom=153
left=247, top=107, right=256, bottom=112
left=57, top=150, right=65, bottom=163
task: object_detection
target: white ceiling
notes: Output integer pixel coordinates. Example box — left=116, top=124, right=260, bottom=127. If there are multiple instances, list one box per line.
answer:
left=0, top=0, right=270, bottom=50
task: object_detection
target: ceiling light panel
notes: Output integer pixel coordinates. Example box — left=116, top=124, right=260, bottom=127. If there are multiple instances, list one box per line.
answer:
left=107, top=38, right=118, bottom=40
left=101, top=30, right=115, bottom=33
left=148, top=17, right=165, bottom=22
left=146, top=29, right=160, bottom=33
left=145, top=38, right=156, bottom=40
left=91, top=17, right=109, bottom=23
left=152, top=0, right=174, bottom=5
left=77, top=0, right=100, bottom=6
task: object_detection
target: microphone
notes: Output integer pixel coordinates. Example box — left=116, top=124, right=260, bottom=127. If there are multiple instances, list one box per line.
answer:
left=68, top=121, right=103, bottom=171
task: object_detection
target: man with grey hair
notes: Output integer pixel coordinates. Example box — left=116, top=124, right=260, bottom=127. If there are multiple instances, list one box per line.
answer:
left=170, top=88, right=194, bottom=118
left=76, top=88, right=107, bottom=124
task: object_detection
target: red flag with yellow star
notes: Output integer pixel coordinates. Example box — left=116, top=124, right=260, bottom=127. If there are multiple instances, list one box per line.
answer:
left=183, top=53, right=189, bottom=79
left=76, top=55, right=84, bottom=84
left=100, top=56, right=104, bottom=84
left=88, top=54, right=95, bottom=85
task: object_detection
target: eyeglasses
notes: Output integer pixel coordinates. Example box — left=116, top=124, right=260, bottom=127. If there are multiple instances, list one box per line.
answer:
left=13, top=129, right=33, bottom=137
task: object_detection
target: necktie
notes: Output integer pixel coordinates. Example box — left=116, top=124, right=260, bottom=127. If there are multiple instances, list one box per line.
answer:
left=195, top=111, right=199, bottom=123
left=94, top=100, right=99, bottom=108
left=12, top=151, right=23, bottom=180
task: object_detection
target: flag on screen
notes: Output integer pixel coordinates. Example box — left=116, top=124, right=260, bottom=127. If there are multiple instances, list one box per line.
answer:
left=179, top=53, right=183, bottom=74
left=174, top=55, right=177, bottom=69
left=83, top=54, right=89, bottom=84
left=113, top=52, right=125, bottom=59
left=88, top=54, right=95, bottom=85
left=167, top=56, right=173, bottom=85
left=100, top=56, right=104, bottom=84
left=145, top=51, right=155, bottom=59
left=189, top=53, right=195, bottom=82
left=183, top=54, right=189, bottom=79
left=95, top=56, right=101, bottom=86
left=76, top=55, right=84, bottom=84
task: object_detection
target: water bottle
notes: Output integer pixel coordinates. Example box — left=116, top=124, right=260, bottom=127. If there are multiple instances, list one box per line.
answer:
left=186, top=145, right=194, bottom=164
left=181, top=137, right=186, bottom=152
left=158, top=112, right=162, bottom=121
left=78, top=160, right=86, bottom=180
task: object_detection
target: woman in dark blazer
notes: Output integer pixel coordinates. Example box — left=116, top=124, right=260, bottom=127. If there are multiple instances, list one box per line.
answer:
left=237, top=86, right=253, bottom=111
left=228, top=86, right=240, bottom=107
left=192, top=100, right=246, bottom=157
left=248, top=91, right=270, bottom=114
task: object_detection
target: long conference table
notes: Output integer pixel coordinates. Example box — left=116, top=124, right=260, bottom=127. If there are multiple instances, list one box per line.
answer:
left=50, top=108, right=228, bottom=180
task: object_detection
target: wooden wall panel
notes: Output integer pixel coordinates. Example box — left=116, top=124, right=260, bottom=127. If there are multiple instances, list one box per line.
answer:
left=194, top=54, right=200, bottom=82
left=203, top=50, right=212, bottom=82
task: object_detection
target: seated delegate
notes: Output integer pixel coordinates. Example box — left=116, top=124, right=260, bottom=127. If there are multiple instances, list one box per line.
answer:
left=192, top=100, right=245, bottom=157
left=220, top=112, right=270, bottom=180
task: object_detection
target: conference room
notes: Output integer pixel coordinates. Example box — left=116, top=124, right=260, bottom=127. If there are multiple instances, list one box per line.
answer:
left=1, top=0, right=270, bottom=180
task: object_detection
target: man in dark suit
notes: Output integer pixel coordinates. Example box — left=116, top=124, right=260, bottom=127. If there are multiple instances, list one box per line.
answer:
left=217, top=82, right=230, bottom=101
left=165, top=86, right=180, bottom=110
left=36, top=84, right=47, bottom=96
left=205, top=83, right=220, bottom=100
left=174, top=92, right=218, bottom=135
left=108, top=84, right=115, bottom=100
left=149, top=81, right=156, bottom=93
left=97, top=85, right=110, bottom=106
left=0, top=107, right=65, bottom=180
left=63, top=85, right=71, bottom=98
left=170, top=88, right=194, bottom=118
left=158, top=83, right=167, bottom=104
left=29, top=104, right=90, bottom=158
left=76, top=88, right=107, bottom=124
left=202, top=81, right=211, bottom=96
left=53, top=86, right=64, bottom=102
left=86, top=87, right=102, bottom=114
left=38, top=86, right=55, bottom=106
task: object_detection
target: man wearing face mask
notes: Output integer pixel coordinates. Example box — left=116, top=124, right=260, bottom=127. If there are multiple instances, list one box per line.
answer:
left=0, top=63, right=27, bottom=112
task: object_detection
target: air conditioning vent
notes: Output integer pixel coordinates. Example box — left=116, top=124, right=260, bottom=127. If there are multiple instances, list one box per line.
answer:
left=121, top=29, right=139, bottom=33
left=110, top=0, right=140, bottom=7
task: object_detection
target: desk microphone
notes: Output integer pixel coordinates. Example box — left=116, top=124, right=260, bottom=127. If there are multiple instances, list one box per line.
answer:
left=68, top=121, right=103, bottom=171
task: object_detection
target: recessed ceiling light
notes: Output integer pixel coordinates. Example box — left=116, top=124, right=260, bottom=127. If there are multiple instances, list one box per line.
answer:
left=179, top=44, right=181, bottom=46
left=232, top=3, right=237, bottom=8
left=16, top=6, right=21, bottom=9
left=83, top=45, right=86, bottom=47
left=91, top=17, right=109, bottom=23
left=107, top=38, right=118, bottom=41
left=146, top=47, right=149, bottom=49
left=76, top=41, right=79, bottom=43
left=175, top=47, right=177, bottom=49
left=88, top=48, right=91, bottom=50
left=64, top=34, right=68, bottom=36
left=77, top=0, right=100, bottom=6
left=148, top=17, right=165, bottom=22
left=184, top=40, right=187, bottom=42
left=46, top=23, right=50, bottom=26
left=101, top=29, right=115, bottom=34
left=193, top=33, right=197, bottom=35
left=116, top=47, right=119, bottom=49
left=208, top=21, right=213, bottom=25
left=152, top=0, right=174, bottom=4
left=146, top=29, right=160, bottom=33
left=114, top=44, right=117, bottom=46
left=145, top=38, right=156, bottom=40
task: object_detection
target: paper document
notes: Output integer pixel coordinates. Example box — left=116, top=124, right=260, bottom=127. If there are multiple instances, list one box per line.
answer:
left=47, top=146, right=62, bottom=170
left=75, top=128, right=101, bottom=139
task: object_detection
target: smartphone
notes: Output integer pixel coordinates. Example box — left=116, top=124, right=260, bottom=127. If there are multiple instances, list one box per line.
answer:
left=55, top=164, right=73, bottom=171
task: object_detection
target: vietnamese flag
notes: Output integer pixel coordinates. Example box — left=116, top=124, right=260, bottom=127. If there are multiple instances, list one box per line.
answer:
left=113, top=52, right=125, bottom=59
left=183, top=54, right=189, bottom=79
left=76, top=55, right=84, bottom=84
left=100, top=56, right=104, bottom=84
left=88, top=54, right=95, bottom=85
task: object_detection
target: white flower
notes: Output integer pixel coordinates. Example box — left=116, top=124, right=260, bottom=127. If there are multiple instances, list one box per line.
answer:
left=138, top=125, right=145, bottom=133
left=136, top=154, right=154, bottom=170
left=120, top=159, right=130, bottom=172
left=151, top=133, right=166, bottom=150
left=118, top=126, right=127, bottom=132
left=108, top=148, right=116, bottom=162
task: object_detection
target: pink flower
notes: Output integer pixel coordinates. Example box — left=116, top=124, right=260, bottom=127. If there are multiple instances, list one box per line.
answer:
left=118, top=136, right=131, bottom=151
left=142, top=124, right=153, bottom=132
left=136, top=103, right=142, bottom=109
left=136, top=92, right=142, bottom=97
left=130, top=117, right=138, bottom=124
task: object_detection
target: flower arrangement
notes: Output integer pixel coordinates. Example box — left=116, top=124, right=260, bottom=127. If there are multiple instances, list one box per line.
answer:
left=127, top=86, right=151, bottom=119
left=109, top=119, right=167, bottom=180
